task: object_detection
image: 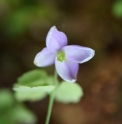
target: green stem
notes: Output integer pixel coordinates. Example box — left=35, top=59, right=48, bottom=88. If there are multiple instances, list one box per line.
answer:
left=45, top=71, right=58, bottom=124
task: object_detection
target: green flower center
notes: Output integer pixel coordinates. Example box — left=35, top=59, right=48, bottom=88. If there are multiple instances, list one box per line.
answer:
left=57, top=50, right=66, bottom=62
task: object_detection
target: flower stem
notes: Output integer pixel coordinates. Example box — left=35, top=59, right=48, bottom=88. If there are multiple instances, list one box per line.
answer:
left=45, top=71, right=58, bottom=124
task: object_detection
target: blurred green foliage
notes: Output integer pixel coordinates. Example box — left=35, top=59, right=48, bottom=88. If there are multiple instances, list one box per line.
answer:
left=0, top=89, right=14, bottom=111
left=11, top=104, right=36, bottom=124
left=5, top=6, right=59, bottom=35
left=0, top=89, right=37, bottom=124
left=13, top=69, right=84, bottom=104
left=0, top=0, right=60, bottom=36
left=112, top=0, right=122, bottom=17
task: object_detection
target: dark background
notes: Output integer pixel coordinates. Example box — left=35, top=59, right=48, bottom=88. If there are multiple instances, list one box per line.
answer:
left=0, top=0, right=122, bottom=124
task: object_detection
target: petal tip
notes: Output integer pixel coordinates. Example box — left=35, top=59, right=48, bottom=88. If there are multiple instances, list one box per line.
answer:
left=48, top=25, right=57, bottom=35
left=80, top=48, right=95, bottom=63
left=51, top=25, right=57, bottom=30
left=90, top=49, right=95, bottom=58
left=33, top=59, right=40, bottom=67
left=67, top=79, right=76, bottom=83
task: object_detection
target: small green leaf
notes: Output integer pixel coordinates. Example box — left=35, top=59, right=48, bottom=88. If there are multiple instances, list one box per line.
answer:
left=14, top=89, right=47, bottom=102
left=13, top=69, right=55, bottom=101
left=16, top=69, right=55, bottom=90
left=11, top=104, right=37, bottom=124
left=55, top=82, right=84, bottom=103
left=13, top=85, right=55, bottom=101
left=17, top=69, right=47, bottom=87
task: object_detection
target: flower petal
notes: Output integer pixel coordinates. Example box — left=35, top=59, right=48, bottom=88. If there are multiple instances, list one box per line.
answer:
left=63, top=45, right=95, bottom=63
left=34, top=47, right=56, bottom=67
left=55, top=59, right=79, bottom=83
left=46, top=26, right=67, bottom=52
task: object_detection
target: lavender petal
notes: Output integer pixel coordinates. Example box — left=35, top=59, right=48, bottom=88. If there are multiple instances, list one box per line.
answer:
left=63, top=45, right=95, bottom=63
left=46, top=26, right=67, bottom=52
left=34, top=47, right=56, bottom=67
left=55, top=59, right=79, bottom=83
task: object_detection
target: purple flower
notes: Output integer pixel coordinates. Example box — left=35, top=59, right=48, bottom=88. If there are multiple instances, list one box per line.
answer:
left=34, top=26, right=95, bottom=83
